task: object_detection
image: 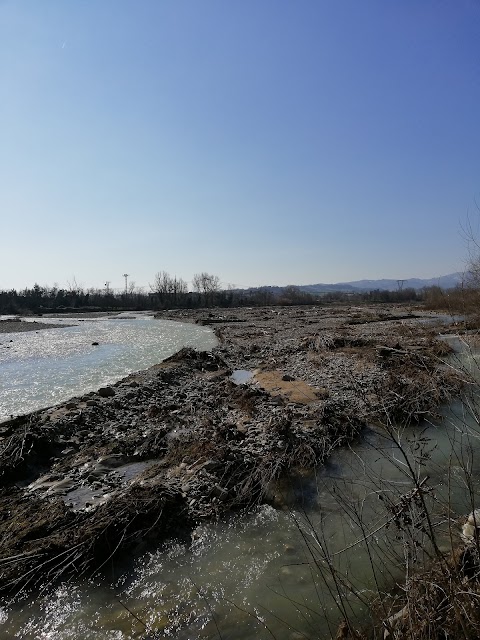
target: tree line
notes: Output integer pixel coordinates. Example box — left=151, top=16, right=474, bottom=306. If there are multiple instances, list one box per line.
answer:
left=0, top=272, right=446, bottom=314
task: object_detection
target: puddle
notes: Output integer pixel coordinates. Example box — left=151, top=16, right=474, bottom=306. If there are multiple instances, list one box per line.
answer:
left=112, top=461, right=156, bottom=482
left=29, top=460, right=161, bottom=512
left=230, top=369, right=254, bottom=384
left=64, top=486, right=111, bottom=511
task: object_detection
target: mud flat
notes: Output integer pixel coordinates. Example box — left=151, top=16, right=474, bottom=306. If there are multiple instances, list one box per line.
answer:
left=0, top=305, right=461, bottom=594
left=0, top=318, right=69, bottom=333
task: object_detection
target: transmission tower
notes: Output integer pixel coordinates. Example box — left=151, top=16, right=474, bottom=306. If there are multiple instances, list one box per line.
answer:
left=397, top=279, right=406, bottom=291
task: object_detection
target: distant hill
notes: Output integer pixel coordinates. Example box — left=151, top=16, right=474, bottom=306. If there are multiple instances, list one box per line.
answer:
left=245, top=273, right=464, bottom=296
left=299, top=272, right=463, bottom=294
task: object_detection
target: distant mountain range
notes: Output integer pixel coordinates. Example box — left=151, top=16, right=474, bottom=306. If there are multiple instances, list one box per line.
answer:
left=301, top=272, right=463, bottom=293
left=249, top=273, right=463, bottom=295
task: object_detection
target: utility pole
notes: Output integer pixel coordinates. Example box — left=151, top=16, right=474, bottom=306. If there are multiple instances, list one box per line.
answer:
left=123, top=274, right=129, bottom=295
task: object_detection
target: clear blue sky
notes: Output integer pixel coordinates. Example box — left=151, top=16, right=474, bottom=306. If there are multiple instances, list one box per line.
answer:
left=1, top=1, right=479, bottom=291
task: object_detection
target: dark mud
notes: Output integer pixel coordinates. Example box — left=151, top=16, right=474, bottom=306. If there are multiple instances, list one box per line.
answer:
left=0, top=305, right=461, bottom=595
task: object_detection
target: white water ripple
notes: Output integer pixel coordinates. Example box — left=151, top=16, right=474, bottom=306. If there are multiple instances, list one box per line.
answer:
left=0, top=316, right=217, bottom=421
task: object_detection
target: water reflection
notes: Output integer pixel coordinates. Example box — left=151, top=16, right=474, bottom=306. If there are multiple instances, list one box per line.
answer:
left=230, top=369, right=254, bottom=385
left=0, top=316, right=216, bottom=421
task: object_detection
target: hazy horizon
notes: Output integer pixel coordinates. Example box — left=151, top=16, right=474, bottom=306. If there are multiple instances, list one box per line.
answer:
left=0, top=270, right=462, bottom=295
left=2, top=1, right=479, bottom=291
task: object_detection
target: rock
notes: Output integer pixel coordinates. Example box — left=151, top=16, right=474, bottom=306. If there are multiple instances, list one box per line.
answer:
left=203, top=362, right=219, bottom=371
left=211, top=484, right=228, bottom=500
left=142, top=386, right=155, bottom=395
left=65, top=402, right=77, bottom=410
left=383, top=605, right=408, bottom=639
left=98, top=386, right=115, bottom=398
left=91, top=342, right=99, bottom=346
left=202, top=459, right=221, bottom=472
left=282, top=374, right=295, bottom=381
left=461, top=509, right=480, bottom=543
left=86, top=400, right=97, bottom=407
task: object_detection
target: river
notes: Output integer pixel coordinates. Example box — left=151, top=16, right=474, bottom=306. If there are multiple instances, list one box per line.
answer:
left=0, top=313, right=217, bottom=422
left=0, top=320, right=478, bottom=639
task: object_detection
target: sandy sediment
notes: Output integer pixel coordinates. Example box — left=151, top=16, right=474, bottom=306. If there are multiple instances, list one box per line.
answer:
left=0, top=304, right=462, bottom=594
left=0, top=318, right=70, bottom=333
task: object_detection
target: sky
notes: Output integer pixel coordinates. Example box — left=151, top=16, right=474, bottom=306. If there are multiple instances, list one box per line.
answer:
left=1, top=1, right=480, bottom=292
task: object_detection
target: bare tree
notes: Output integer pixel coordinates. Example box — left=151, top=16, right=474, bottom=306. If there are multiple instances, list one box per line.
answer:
left=170, top=275, right=188, bottom=302
left=66, top=277, right=83, bottom=295
left=151, top=271, right=172, bottom=303
left=151, top=271, right=188, bottom=308
left=192, top=272, right=220, bottom=307
left=461, top=210, right=480, bottom=288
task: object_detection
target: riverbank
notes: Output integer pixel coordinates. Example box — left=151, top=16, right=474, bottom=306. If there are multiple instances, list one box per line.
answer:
left=0, top=318, right=69, bottom=333
left=0, top=305, right=462, bottom=595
